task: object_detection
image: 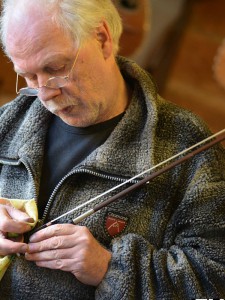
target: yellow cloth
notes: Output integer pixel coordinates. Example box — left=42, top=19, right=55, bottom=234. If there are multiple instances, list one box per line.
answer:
left=0, top=198, right=38, bottom=280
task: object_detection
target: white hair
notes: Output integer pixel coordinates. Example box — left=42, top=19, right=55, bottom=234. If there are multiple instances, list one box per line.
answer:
left=0, top=0, right=123, bottom=55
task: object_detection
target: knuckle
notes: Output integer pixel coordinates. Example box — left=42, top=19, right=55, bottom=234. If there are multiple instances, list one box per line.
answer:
left=51, top=249, right=59, bottom=259
left=51, top=237, right=63, bottom=249
left=83, top=237, right=91, bottom=249
left=80, top=226, right=89, bottom=234
left=79, top=230, right=92, bottom=246
left=78, top=226, right=90, bottom=237
left=47, top=224, right=63, bottom=236
left=54, top=224, right=63, bottom=232
left=55, top=259, right=64, bottom=270
left=37, top=242, right=44, bottom=252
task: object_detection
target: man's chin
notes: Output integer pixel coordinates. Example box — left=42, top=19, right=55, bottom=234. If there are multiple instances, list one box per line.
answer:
left=56, top=113, right=95, bottom=128
left=54, top=109, right=82, bottom=127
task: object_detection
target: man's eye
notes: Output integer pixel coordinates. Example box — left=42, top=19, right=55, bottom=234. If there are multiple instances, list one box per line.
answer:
left=48, top=65, right=66, bottom=74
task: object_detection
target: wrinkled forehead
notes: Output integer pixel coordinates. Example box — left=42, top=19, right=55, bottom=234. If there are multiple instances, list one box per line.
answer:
left=7, top=18, right=74, bottom=59
left=5, top=6, right=74, bottom=59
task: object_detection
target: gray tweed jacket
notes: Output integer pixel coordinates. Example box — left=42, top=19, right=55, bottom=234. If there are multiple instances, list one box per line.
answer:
left=0, top=57, right=225, bottom=299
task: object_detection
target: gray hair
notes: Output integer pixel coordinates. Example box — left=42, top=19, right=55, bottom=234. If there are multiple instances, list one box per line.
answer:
left=0, top=0, right=123, bottom=55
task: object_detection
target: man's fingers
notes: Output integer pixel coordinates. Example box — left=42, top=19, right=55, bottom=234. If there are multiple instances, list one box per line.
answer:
left=0, top=206, right=32, bottom=233
left=3, top=205, right=34, bottom=223
left=0, top=238, right=28, bottom=256
left=29, top=224, right=77, bottom=242
left=25, top=247, right=75, bottom=261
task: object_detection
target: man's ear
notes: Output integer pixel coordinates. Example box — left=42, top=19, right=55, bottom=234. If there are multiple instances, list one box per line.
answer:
left=95, top=20, right=113, bottom=59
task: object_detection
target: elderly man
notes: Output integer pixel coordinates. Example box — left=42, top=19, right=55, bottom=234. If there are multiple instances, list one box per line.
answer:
left=0, top=0, right=225, bottom=299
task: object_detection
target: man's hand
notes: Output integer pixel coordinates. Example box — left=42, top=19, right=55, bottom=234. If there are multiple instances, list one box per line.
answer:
left=0, top=203, right=33, bottom=256
left=25, top=224, right=112, bottom=286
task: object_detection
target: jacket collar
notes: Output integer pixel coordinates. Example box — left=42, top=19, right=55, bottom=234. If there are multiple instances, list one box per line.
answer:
left=0, top=96, right=50, bottom=168
left=80, top=57, right=159, bottom=178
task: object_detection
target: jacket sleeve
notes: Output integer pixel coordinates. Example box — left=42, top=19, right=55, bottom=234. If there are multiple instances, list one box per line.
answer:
left=96, top=145, right=225, bottom=299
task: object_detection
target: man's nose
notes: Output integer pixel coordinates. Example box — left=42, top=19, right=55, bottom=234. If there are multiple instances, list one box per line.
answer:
left=38, top=86, right=62, bottom=101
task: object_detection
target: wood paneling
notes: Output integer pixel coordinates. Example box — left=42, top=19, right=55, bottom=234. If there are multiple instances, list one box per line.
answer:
left=0, top=49, right=16, bottom=104
left=161, top=0, right=225, bottom=134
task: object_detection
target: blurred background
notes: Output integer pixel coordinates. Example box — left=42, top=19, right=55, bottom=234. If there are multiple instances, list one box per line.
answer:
left=0, top=0, right=225, bottom=134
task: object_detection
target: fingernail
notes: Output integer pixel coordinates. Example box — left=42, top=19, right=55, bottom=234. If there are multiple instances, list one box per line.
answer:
left=21, top=244, right=29, bottom=253
left=29, top=234, right=36, bottom=242
left=23, top=217, right=35, bottom=223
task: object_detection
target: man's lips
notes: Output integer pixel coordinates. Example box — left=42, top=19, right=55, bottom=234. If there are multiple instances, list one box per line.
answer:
left=56, top=104, right=80, bottom=115
left=60, top=105, right=74, bottom=114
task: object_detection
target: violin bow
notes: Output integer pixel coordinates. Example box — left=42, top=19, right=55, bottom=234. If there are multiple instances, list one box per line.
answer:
left=34, top=128, right=225, bottom=232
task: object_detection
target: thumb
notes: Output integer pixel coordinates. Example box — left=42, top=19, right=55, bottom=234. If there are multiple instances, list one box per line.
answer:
left=4, top=206, right=34, bottom=223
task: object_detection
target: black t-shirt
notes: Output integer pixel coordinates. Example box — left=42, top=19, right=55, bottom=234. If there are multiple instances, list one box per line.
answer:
left=38, top=114, right=123, bottom=217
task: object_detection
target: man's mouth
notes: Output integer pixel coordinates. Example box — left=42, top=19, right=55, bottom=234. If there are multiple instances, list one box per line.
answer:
left=60, top=105, right=74, bottom=114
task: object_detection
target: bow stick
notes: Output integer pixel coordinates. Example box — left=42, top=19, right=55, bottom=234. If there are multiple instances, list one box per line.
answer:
left=34, top=128, right=225, bottom=233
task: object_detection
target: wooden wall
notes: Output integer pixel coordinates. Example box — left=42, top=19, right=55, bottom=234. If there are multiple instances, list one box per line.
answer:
left=161, top=0, right=225, bottom=134
left=0, top=49, right=16, bottom=103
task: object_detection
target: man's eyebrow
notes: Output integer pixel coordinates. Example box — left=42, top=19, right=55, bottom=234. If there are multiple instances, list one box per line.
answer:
left=14, top=56, right=71, bottom=75
left=42, top=55, right=71, bottom=66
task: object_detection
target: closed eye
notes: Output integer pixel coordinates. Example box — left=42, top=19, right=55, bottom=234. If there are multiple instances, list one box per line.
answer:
left=45, top=65, right=66, bottom=75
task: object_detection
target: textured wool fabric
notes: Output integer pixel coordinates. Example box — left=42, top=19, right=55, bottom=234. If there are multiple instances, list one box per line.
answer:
left=0, top=56, right=225, bottom=299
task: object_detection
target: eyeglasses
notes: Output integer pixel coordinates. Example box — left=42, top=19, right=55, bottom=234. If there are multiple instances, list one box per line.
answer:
left=16, top=48, right=80, bottom=97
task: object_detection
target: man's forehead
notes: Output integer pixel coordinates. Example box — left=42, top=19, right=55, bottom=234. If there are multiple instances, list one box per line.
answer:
left=7, top=28, right=75, bottom=65
left=6, top=12, right=74, bottom=55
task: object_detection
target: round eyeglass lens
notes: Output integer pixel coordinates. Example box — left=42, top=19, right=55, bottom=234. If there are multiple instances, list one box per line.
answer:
left=46, top=76, right=69, bottom=89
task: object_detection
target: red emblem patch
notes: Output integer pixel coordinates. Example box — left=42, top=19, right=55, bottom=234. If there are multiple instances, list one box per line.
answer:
left=105, top=212, right=128, bottom=238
